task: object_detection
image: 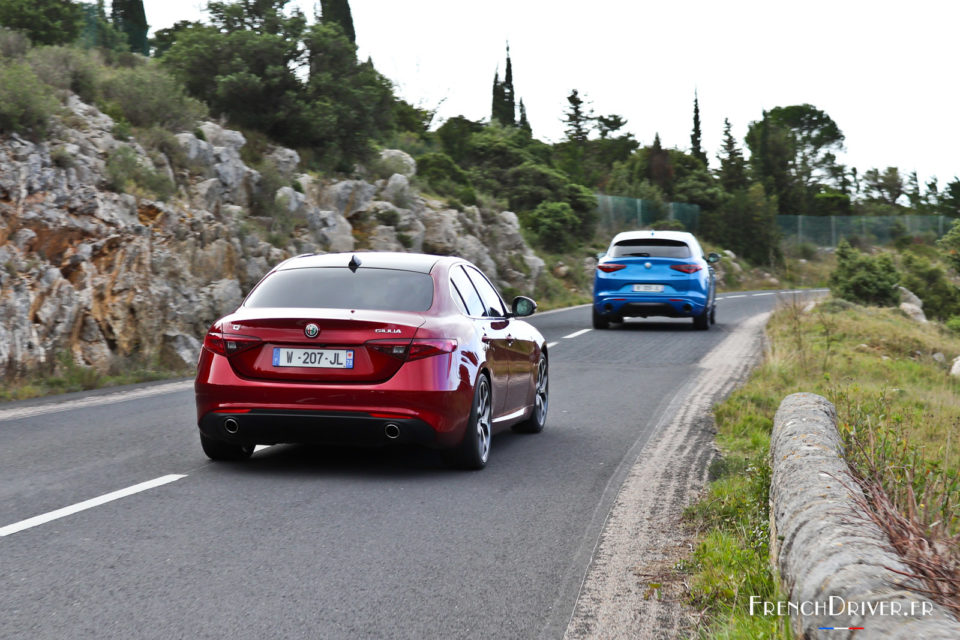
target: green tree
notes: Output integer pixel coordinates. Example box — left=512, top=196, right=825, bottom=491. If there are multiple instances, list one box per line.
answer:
left=703, top=183, right=780, bottom=265
left=149, top=19, right=194, bottom=57
left=78, top=1, right=127, bottom=51
left=690, top=91, right=707, bottom=166
left=110, top=0, right=148, bottom=55
left=563, top=89, right=591, bottom=143
left=0, top=0, right=84, bottom=45
left=304, top=23, right=394, bottom=169
left=746, top=104, right=844, bottom=214
left=862, top=167, right=904, bottom=206
left=436, top=115, right=484, bottom=164
left=319, top=0, right=355, bottom=43
left=647, top=133, right=673, bottom=194
left=716, top=117, right=747, bottom=192
left=940, top=177, right=960, bottom=217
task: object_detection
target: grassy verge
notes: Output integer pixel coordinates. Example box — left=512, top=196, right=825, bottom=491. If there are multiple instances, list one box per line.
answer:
left=685, top=297, right=960, bottom=637
left=0, top=352, right=192, bottom=403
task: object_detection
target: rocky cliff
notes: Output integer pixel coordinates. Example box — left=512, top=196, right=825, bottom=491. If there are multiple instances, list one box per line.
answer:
left=0, top=97, right=545, bottom=379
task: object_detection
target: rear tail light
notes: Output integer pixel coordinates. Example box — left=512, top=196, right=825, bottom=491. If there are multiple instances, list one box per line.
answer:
left=670, top=264, right=702, bottom=274
left=203, top=330, right=262, bottom=356
left=597, top=263, right=626, bottom=273
left=367, top=338, right=458, bottom=362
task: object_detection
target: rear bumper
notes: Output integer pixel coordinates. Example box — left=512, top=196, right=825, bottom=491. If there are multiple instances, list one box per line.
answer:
left=593, top=292, right=709, bottom=318
left=199, top=410, right=439, bottom=447
left=195, top=349, right=475, bottom=449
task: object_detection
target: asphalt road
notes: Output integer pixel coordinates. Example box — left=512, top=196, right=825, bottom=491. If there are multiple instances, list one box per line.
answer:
left=0, top=291, right=816, bottom=640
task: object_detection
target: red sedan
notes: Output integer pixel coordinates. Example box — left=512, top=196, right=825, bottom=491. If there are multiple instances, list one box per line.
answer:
left=195, top=252, right=548, bottom=469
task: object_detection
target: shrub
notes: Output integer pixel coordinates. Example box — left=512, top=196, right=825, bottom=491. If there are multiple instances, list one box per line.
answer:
left=0, top=60, right=57, bottom=137
left=137, top=126, right=188, bottom=172
left=524, top=201, right=580, bottom=252
left=26, top=45, right=100, bottom=103
left=828, top=240, right=900, bottom=307
left=50, top=146, right=74, bottom=168
left=416, top=151, right=477, bottom=205
left=899, top=253, right=960, bottom=321
left=105, top=145, right=175, bottom=200
left=0, top=26, right=30, bottom=59
left=99, top=63, right=206, bottom=131
left=937, top=219, right=960, bottom=274
left=946, top=316, right=960, bottom=333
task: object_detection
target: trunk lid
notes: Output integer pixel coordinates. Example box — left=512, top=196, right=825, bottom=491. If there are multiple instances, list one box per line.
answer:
left=612, top=256, right=700, bottom=293
left=220, top=308, right=427, bottom=383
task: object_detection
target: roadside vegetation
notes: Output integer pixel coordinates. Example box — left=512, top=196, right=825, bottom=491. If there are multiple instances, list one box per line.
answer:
left=685, top=236, right=960, bottom=637
left=0, top=351, right=191, bottom=402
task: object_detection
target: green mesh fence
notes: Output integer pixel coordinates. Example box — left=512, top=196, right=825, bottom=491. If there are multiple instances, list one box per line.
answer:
left=777, top=215, right=953, bottom=247
left=595, top=194, right=700, bottom=237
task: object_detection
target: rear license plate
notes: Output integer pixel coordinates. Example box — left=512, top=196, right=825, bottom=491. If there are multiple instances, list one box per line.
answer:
left=633, top=284, right=664, bottom=292
left=272, top=348, right=354, bottom=369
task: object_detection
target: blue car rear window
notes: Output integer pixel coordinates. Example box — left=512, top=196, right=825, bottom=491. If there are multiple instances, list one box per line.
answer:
left=245, top=267, right=434, bottom=311
left=610, top=239, right=692, bottom=258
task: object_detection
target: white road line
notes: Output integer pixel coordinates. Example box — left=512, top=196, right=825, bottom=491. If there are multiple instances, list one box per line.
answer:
left=0, top=474, right=187, bottom=538
left=563, top=329, right=592, bottom=339
left=0, top=380, right=193, bottom=423
left=722, top=294, right=748, bottom=299
left=546, top=342, right=559, bottom=348
left=752, top=292, right=777, bottom=297
left=534, top=303, right=592, bottom=317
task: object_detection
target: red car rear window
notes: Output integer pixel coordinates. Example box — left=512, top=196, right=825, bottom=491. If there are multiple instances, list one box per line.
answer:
left=245, top=267, right=434, bottom=311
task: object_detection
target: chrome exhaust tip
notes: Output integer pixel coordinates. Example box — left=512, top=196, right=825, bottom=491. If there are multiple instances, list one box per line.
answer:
left=384, top=423, right=401, bottom=439
left=224, top=418, right=240, bottom=434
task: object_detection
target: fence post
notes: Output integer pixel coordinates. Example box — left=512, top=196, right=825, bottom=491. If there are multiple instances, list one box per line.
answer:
left=831, top=216, right=836, bottom=247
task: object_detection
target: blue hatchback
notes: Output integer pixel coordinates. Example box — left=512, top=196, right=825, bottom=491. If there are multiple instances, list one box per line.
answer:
left=592, top=230, right=720, bottom=330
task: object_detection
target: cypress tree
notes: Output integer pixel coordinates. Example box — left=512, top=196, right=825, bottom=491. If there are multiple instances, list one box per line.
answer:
left=690, top=91, right=707, bottom=166
left=502, top=44, right=515, bottom=126
left=110, top=0, right=149, bottom=55
left=320, top=0, right=356, bottom=43
left=518, top=99, right=531, bottom=134
left=490, top=46, right=516, bottom=126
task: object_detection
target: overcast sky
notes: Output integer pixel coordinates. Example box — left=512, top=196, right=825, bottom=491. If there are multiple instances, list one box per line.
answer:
left=144, top=0, right=960, bottom=187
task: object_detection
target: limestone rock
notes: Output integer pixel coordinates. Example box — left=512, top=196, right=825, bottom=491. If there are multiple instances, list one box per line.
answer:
left=378, top=149, right=416, bottom=178
left=898, top=286, right=923, bottom=307
left=268, top=146, right=300, bottom=178
left=899, top=302, right=927, bottom=323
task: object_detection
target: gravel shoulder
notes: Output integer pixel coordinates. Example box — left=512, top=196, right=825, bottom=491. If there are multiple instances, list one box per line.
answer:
left=563, top=311, right=771, bottom=639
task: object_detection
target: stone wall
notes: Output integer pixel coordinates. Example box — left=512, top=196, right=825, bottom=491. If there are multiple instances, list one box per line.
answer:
left=769, top=392, right=960, bottom=638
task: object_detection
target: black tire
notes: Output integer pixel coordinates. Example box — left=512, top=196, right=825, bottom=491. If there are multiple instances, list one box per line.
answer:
left=446, top=375, right=492, bottom=470
left=592, top=307, right=610, bottom=330
left=693, top=306, right=710, bottom=330
left=709, top=303, right=716, bottom=325
left=200, top=433, right=254, bottom=461
left=513, top=354, right=548, bottom=434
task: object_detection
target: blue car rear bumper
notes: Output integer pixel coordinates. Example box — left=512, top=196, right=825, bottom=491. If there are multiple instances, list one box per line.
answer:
left=593, top=291, right=709, bottom=318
